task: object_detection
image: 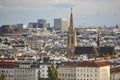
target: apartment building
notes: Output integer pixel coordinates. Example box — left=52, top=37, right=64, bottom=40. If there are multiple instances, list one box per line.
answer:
left=110, top=67, right=120, bottom=80
left=57, top=62, right=77, bottom=80
left=76, top=61, right=110, bottom=80
left=58, top=61, right=110, bottom=80
left=0, top=61, right=52, bottom=80
left=39, top=63, right=51, bottom=78
left=0, top=61, right=39, bottom=80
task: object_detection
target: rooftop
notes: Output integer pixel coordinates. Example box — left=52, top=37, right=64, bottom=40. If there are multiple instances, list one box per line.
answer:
left=77, top=61, right=109, bottom=67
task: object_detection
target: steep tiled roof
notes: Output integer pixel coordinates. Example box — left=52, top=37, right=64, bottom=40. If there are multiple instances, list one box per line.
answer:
left=77, top=61, right=109, bottom=67
left=59, top=62, right=77, bottom=68
left=0, top=58, right=15, bottom=61
left=74, top=46, right=115, bottom=55
left=99, top=47, right=115, bottom=55
left=0, top=61, right=16, bottom=68
left=74, top=46, right=95, bottom=55
left=111, top=67, right=120, bottom=73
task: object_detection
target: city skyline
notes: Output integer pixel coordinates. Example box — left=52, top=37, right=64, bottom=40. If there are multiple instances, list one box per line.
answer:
left=0, top=0, right=120, bottom=27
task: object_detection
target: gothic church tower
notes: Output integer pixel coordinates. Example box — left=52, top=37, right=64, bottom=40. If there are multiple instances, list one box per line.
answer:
left=67, top=8, right=77, bottom=56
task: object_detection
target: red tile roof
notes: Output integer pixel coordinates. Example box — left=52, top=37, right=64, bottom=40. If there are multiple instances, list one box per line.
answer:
left=0, top=61, right=16, bottom=68
left=77, top=61, right=109, bottom=67
left=0, top=58, right=15, bottom=61
left=60, top=62, right=77, bottom=68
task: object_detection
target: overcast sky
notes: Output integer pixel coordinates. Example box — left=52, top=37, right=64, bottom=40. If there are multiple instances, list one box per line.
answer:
left=0, top=0, right=120, bottom=27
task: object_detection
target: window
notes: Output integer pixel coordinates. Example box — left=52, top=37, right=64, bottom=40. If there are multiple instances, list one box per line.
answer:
left=42, top=74, right=44, bottom=77
left=95, top=74, right=97, bottom=77
left=87, top=74, right=89, bottom=77
left=90, top=69, right=92, bottom=72
left=90, top=74, right=92, bottom=77
left=84, top=69, right=85, bottom=72
left=95, top=69, right=97, bottom=72
left=74, top=74, right=76, bottom=77
left=65, top=74, right=67, bottom=77
left=81, top=69, right=82, bottom=72
left=68, top=74, right=70, bottom=77
left=59, top=73, right=61, bottom=77
left=71, top=74, right=73, bottom=77
left=62, top=73, right=64, bottom=77
left=81, top=74, right=82, bottom=77
left=87, top=69, right=89, bottom=72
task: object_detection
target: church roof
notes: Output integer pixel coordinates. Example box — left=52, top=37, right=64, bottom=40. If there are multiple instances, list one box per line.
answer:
left=99, top=46, right=115, bottom=55
left=74, top=46, right=95, bottom=55
left=74, top=46, right=115, bottom=55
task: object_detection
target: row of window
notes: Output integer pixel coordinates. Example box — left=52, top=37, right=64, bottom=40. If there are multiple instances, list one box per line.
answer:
left=59, top=68, right=98, bottom=72
left=77, top=74, right=97, bottom=77
left=77, top=69, right=97, bottom=72
left=59, top=73, right=76, bottom=77
left=0, top=69, right=34, bottom=73
left=60, top=78, right=97, bottom=80
left=59, top=73, right=97, bottom=77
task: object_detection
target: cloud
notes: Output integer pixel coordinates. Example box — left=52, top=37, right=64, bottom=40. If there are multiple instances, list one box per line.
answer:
left=53, top=4, right=75, bottom=8
left=0, top=5, right=3, bottom=9
left=0, top=0, right=120, bottom=26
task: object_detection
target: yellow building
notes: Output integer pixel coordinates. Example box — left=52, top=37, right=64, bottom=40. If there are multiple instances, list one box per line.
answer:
left=58, top=61, right=110, bottom=80
left=76, top=61, right=110, bottom=80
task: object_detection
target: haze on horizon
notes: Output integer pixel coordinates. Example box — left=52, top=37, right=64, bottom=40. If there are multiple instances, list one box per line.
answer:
left=0, top=0, right=120, bottom=27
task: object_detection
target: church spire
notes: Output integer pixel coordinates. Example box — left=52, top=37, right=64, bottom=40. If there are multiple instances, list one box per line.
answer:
left=70, top=8, right=74, bottom=31
left=67, top=8, right=76, bottom=56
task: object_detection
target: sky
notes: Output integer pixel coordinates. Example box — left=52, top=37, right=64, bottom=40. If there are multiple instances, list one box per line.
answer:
left=0, top=0, right=120, bottom=27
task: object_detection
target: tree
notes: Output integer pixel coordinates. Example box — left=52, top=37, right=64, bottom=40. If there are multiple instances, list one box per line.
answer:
left=0, top=74, right=6, bottom=80
left=101, top=53, right=106, bottom=57
left=47, top=64, right=59, bottom=80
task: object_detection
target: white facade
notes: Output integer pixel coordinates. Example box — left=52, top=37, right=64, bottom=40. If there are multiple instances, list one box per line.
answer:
left=0, top=62, right=51, bottom=80
left=0, top=68, right=39, bottom=80
left=39, top=63, right=51, bottom=78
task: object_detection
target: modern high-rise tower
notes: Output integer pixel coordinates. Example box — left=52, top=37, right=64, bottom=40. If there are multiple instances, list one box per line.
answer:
left=67, top=8, right=77, bottom=56
left=54, top=18, right=68, bottom=32
left=38, top=19, right=50, bottom=28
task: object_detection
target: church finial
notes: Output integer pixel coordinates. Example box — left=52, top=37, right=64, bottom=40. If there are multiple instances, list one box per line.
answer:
left=71, top=8, right=72, bottom=13
left=70, top=8, right=74, bottom=31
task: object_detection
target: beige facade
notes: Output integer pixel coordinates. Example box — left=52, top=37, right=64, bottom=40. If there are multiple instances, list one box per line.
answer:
left=58, top=67, right=76, bottom=80
left=58, top=61, right=110, bottom=80
left=110, top=67, right=120, bottom=80
left=57, top=62, right=77, bottom=80
left=111, top=73, right=120, bottom=80
left=76, top=66, right=110, bottom=80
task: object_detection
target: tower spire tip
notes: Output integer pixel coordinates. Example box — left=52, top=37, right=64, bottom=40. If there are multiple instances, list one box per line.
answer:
left=71, top=8, right=72, bottom=13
